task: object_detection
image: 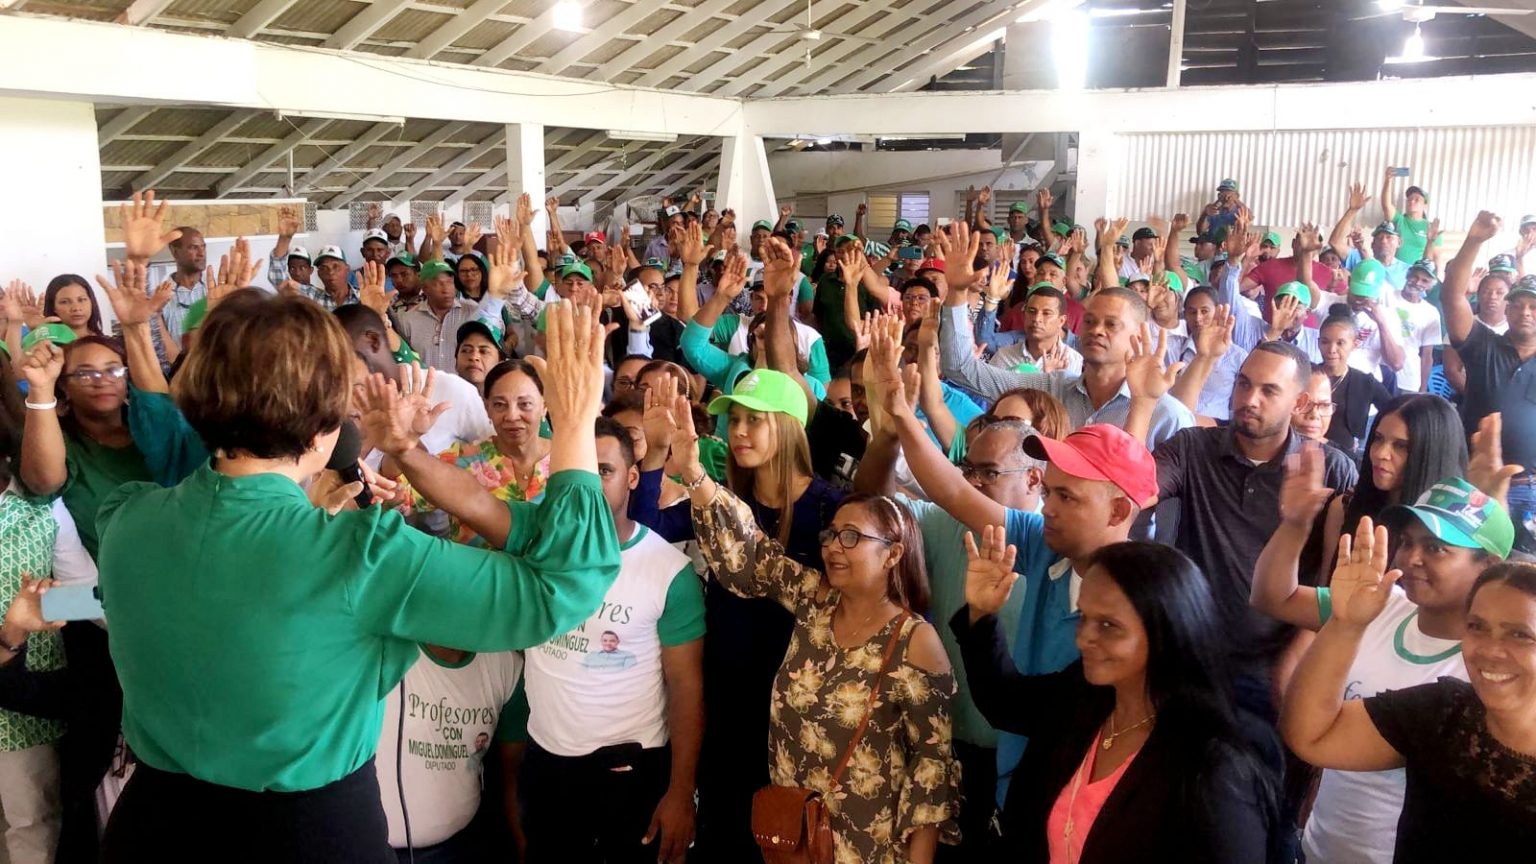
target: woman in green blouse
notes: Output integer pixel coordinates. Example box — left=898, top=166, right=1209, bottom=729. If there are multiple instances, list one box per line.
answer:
left=93, top=290, right=619, bottom=863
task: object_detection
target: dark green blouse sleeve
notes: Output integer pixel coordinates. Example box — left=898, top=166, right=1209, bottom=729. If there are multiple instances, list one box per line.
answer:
left=126, top=387, right=209, bottom=486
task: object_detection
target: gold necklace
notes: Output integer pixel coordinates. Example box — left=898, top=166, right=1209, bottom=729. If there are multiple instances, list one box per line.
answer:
left=1101, top=711, right=1155, bottom=750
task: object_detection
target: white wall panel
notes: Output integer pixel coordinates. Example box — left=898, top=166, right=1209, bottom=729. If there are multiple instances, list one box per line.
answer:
left=1110, top=126, right=1536, bottom=239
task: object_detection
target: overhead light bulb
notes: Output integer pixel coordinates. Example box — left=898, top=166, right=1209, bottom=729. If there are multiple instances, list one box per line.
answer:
left=816, top=137, right=832, bottom=146
left=553, top=1, right=583, bottom=32
left=1403, top=25, right=1425, bottom=60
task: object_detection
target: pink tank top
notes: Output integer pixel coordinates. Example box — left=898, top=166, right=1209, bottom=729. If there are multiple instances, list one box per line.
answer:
left=1045, top=738, right=1141, bottom=864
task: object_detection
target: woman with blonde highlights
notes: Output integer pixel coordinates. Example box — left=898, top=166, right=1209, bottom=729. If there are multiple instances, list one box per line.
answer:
left=93, top=290, right=620, bottom=863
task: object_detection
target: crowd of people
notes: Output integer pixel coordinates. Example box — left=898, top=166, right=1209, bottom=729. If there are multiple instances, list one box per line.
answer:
left=0, top=172, right=1532, bottom=864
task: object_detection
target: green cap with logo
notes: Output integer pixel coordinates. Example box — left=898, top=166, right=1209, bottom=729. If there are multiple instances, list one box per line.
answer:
left=1510, top=274, right=1536, bottom=301
left=989, top=227, right=1007, bottom=244
left=1262, top=231, right=1282, bottom=248
left=707, top=368, right=809, bottom=427
left=894, top=219, right=913, bottom=232
left=21, top=322, right=77, bottom=353
left=1026, top=279, right=1057, bottom=295
left=751, top=219, right=774, bottom=233
left=420, top=260, right=455, bottom=281
left=1009, top=202, right=1030, bottom=215
left=1349, top=258, right=1388, bottom=298
left=638, top=256, right=668, bottom=273
left=1164, top=270, right=1185, bottom=295
left=385, top=252, right=418, bottom=270
left=1274, top=281, right=1311, bottom=306
left=1383, top=477, right=1514, bottom=558
left=1051, top=219, right=1073, bottom=237
left=558, top=261, right=594, bottom=282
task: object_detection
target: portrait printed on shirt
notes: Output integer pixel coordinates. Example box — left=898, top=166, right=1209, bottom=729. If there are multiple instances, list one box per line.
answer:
left=402, top=687, right=500, bottom=774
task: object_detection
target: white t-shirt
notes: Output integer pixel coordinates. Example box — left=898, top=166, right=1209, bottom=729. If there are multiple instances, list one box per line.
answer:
left=1301, top=588, right=1467, bottom=864
left=364, top=370, right=491, bottom=468
left=524, top=524, right=704, bottom=757
left=1390, top=299, right=1444, bottom=392
left=376, top=648, right=524, bottom=848
left=987, top=340, right=1084, bottom=375
left=725, top=314, right=822, bottom=360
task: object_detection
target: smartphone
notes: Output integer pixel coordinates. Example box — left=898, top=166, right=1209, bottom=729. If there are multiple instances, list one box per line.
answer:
left=40, top=583, right=105, bottom=622
left=622, top=282, right=662, bottom=327
left=1390, top=167, right=1411, bottom=177
left=898, top=245, right=924, bottom=261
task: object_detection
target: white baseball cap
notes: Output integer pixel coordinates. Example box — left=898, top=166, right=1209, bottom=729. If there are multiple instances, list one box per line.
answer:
left=287, top=245, right=312, bottom=264
left=362, top=229, right=389, bottom=245
left=314, top=245, right=347, bottom=264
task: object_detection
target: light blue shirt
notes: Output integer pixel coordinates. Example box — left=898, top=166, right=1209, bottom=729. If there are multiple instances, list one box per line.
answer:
left=1343, top=249, right=1410, bottom=291
left=1178, top=341, right=1250, bottom=421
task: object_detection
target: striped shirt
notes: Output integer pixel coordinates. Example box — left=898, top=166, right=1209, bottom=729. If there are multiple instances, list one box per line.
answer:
left=397, top=299, right=482, bottom=372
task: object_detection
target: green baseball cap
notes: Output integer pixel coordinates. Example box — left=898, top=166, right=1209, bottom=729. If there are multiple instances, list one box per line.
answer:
left=833, top=234, right=859, bottom=249
left=420, top=260, right=455, bottom=281
left=181, top=298, right=209, bottom=333
left=21, top=322, right=77, bottom=353
left=1051, top=219, right=1073, bottom=237
left=1038, top=251, right=1066, bottom=271
left=751, top=219, right=774, bottom=233
left=989, top=227, right=1007, bottom=243
left=1382, top=477, right=1514, bottom=558
left=557, top=261, right=594, bottom=282
left=1510, top=274, right=1536, bottom=301
left=1009, top=202, right=1030, bottom=215
left=707, top=368, right=809, bottom=427
left=1262, top=231, right=1282, bottom=248
left=894, top=219, right=913, bottom=232
left=385, top=252, right=418, bottom=270
left=1349, top=258, right=1388, bottom=298
left=1217, top=178, right=1239, bottom=193
left=1273, top=281, right=1311, bottom=306
left=1026, top=279, right=1057, bottom=295
left=1164, top=270, right=1185, bottom=295
left=638, top=256, right=667, bottom=273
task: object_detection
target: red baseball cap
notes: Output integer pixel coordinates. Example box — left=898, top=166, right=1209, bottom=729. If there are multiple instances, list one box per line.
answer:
left=916, top=258, right=946, bottom=274
left=583, top=231, right=607, bottom=245
left=1023, top=424, right=1159, bottom=509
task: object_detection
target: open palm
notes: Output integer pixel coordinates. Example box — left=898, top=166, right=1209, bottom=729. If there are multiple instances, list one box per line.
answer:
left=1329, top=518, right=1401, bottom=628
left=964, top=526, right=1020, bottom=619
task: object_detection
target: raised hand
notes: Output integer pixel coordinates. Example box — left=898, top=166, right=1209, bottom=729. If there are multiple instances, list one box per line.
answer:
left=1328, top=518, right=1402, bottom=629
left=1270, top=293, right=1305, bottom=335
left=119, top=189, right=183, bottom=262
left=1466, top=211, right=1502, bottom=245
left=813, top=235, right=828, bottom=256
left=942, top=222, right=981, bottom=292
left=1171, top=212, right=1190, bottom=233
left=21, top=341, right=64, bottom=393
left=277, top=206, right=301, bottom=239
left=1467, top=412, right=1523, bottom=506
left=1279, top=443, right=1334, bottom=527
left=1098, top=217, right=1129, bottom=251
left=759, top=236, right=800, bottom=300
left=95, top=259, right=171, bottom=326
left=486, top=216, right=525, bottom=299
left=462, top=222, right=484, bottom=252
left=977, top=185, right=992, bottom=207
left=425, top=214, right=446, bottom=245
left=641, top=372, right=682, bottom=459
left=524, top=298, right=605, bottom=437
left=1346, top=182, right=1371, bottom=212
left=1039, top=343, right=1069, bottom=374
left=545, top=195, right=560, bottom=215
left=834, top=246, right=866, bottom=290
left=358, top=260, right=389, bottom=316
left=856, top=201, right=868, bottom=217
left=366, top=202, right=382, bottom=228
left=677, top=221, right=712, bottom=268
left=1068, top=226, right=1088, bottom=256
left=779, top=203, right=793, bottom=220
left=964, top=525, right=1020, bottom=620
left=3, top=281, right=47, bottom=329
left=867, top=311, right=909, bottom=417
left=359, top=365, right=450, bottom=457
left=516, top=193, right=536, bottom=227
left=1036, top=187, right=1053, bottom=211
left=404, top=222, right=417, bottom=243
left=913, top=298, right=940, bottom=354
left=669, top=388, right=703, bottom=481
left=1195, top=303, right=1235, bottom=358
left=716, top=249, right=749, bottom=301
left=1124, top=323, right=1182, bottom=401
left=984, top=260, right=1012, bottom=303
left=206, top=237, right=257, bottom=309
left=1146, top=274, right=1178, bottom=322
left=1295, top=222, right=1322, bottom=255
left=1426, top=218, right=1441, bottom=250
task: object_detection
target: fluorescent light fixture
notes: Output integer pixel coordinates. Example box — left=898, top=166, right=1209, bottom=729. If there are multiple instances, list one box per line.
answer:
left=553, top=1, right=583, bottom=32
left=816, top=137, right=833, bottom=146
left=605, top=130, right=678, bottom=143
left=1385, top=24, right=1437, bottom=63
left=1054, top=9, right=1089, bottom=90
left=1018, top=0, right=1085, bottom=24
left=276, top=110, right=404, bottom=125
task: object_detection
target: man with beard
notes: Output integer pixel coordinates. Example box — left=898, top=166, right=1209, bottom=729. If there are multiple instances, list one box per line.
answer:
left=1124, top=338, right=1357, bottom=717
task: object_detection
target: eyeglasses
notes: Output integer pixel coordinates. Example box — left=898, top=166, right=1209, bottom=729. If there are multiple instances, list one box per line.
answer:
left=1300, top=401, right=1336, bottom=417
left=66, top=366, right=128, bottom=384
left=958, top=462, right=1031, bottom=485
left=818, top=527, right=894, bottom=550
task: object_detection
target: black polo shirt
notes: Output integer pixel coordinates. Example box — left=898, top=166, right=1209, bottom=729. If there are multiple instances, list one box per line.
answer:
left=1154, top=427, right=1358, bottom=674
left=1453, top=322, right=1536, bottom=476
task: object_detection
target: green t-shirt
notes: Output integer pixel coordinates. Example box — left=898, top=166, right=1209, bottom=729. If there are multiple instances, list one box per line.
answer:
left=62, top=432, right=152, bottom=561
left=1393, top=213, right=1441, bottom=266
left=96, top=467, right=621, bottom=792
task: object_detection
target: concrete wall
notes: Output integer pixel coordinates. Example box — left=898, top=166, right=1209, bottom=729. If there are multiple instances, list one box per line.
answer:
left=0, top=98, right=108, bottom=298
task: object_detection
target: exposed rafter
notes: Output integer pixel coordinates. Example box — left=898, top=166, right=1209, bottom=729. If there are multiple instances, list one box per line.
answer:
left=390, top=132, right=505, bottom=202
left=129, top=112, right=253, bottom=192
left=575, top=138, right=709, bottom=202
left=215, top=118, right=332, bottom=197
left=608, top=149, right=714, bottom=203
left=328, top=122, right=469, bottom=208
left=97, top=106, right=155, bottom=145
left=534, top=0, right=671, bottom=77
left=490, top=134, right=650, bottom=206
left=632, top=0, right=804, bottom=89
left=882, top=30, right=1004, bottom=94
left=441, top=160, right=510, bottom=207
left=291, top=122, right=404, bottom=196
left=323, top=0, right=412, bottom=51
left=119, top=0, right=178, bottom=26
left=227, top=0, right=303, bottom=40
left=714, top=1, right=901, bottom=98
left=826, top=0, right=1022, bottom=94
left=591, top=0, right=745, bottom=80
left=404, top=0, right=510, bottom=61
left=471, top=5, right=565, bottom=69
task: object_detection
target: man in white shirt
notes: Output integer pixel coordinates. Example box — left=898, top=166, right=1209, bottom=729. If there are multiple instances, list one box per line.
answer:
left=987, top=285, right=1083, bottom=375
left=1392, top=260, right=1446, bottom=393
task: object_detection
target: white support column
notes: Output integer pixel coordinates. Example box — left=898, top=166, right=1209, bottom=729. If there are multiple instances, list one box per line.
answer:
left=1167, top=0, right=1187, bottom=88
left=505, top=123, right=548, bottom=244
left=715, top=135, right=776, bottom=244
left=1072, top=129, right=1118, bottom=230
left=0, top=98, right=108, bottom=309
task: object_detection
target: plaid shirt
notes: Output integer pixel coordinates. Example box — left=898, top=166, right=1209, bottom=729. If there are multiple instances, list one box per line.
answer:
left=299, top=283, right=359, bottom=312
left=397, top=299, right=481, bottom=372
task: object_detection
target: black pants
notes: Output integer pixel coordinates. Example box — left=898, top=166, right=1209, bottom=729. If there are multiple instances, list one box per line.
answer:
left=519, top=740, right=671, bottom=864
left=938, top=740, right=999, bottom=864
left=101, top=758, right=393, bottom=864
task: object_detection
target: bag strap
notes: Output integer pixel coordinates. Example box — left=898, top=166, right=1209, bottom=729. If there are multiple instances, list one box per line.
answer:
left=829, top=611, right=911, bottom=787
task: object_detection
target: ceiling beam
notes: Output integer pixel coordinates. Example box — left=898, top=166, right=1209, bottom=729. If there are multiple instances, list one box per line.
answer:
left=328, top=121, right=469, bottom=208
left=1451, top=1, right=1536, bottom=42
left=471, top=6, right=565, bottom=69
left=631, top=0, right=803, bottom=89
left=130, top=111, right=253, bottom=191
left=574, top=138, right=709, bottom=202
left=291, top=122, right=403, bottom=195
left=545, top=141, right=668, bottom=201
left=97, top=106, right=155, bottom=145
left=590, top=0, right=745, bottom=80
left=882, top=32, right=1003, bottom=94
left=215, top=118, right=332, bottom=197
left=120, top=0, right=178, bottom=26
left=825, top=0, right=1022, bottom=94
left=390, top=132, right=506, bottom=203
left=441, top=160, right=510, bottom=207
left=490, top=133, right=646, bottom=206
left=323, top=0, right=413, bottom=51
left=534, top=0, right=671, bottom=76
left=715, top=1, right=900, bottom=98
left=405, top=0, right=510, bottom=60
left=227, top=0, right=303, bottom=40
left=608, top=150, right=714, bottom=203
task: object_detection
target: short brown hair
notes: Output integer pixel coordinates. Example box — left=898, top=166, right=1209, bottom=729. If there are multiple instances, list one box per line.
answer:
left=173, top=289, right=354, bottom=460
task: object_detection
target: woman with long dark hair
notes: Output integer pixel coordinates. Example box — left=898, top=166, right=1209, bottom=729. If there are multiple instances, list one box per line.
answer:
left=668, top=384, right=960, bottom=863
left=42, top=276, right=104, bottom=339
left=1283, top=527, right=1536, bottom=861
left=954, top=536, right=1281, bottom=863
left=454, top=251, right=489, bottom=302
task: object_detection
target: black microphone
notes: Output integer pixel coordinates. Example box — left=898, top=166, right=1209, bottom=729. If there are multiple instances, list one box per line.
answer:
left=326, top=421, right=373, bottom=509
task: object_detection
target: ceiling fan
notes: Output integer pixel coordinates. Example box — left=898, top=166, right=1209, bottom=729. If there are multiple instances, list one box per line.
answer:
left=1352, top=0, right=1534, bottom=23
left=770, top=0, right=882, bottom=54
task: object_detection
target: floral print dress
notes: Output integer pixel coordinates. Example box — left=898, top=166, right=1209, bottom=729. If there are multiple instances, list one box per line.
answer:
left=692, top=485, right=962, bottom=864
left=391, top=437, right=550, bottom=546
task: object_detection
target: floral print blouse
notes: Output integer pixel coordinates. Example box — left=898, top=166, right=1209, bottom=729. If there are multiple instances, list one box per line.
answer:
left=391, top=437, right=550, bottom=546
left=692, top=485, right=962, bottom=863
